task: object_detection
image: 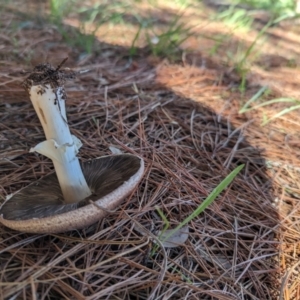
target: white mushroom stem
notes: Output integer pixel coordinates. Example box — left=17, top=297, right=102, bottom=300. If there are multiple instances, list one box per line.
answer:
left=29, top=84, right=92, bottom=204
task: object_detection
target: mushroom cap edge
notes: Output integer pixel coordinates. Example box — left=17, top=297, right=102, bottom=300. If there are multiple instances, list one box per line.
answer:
left=0, top=156, right=144, bottom=234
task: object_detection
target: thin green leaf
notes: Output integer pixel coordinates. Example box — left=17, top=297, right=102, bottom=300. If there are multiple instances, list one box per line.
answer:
left=156, top=206, right=170, bottom=234
left=262, top=104, right=300, bottom=125
left=239, top=86, right=269, bottom=113
left=241, top=97, right=299, bottom=113
left=161, top=164, right=245, bottom=243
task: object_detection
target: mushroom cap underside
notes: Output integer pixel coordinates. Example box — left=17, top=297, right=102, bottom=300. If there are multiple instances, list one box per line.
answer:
left=0, top=154, right=144, bottom=233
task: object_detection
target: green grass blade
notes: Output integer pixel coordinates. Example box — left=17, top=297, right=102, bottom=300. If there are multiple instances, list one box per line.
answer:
left=240, top=97, right=299, bottom=113
left=161, top=164, right=245, bottom=243
left=156, top=206, right=170, bottom=233
left=239, top=86, right=269, bottom=113
left=262, top=104, right=300, bottom=125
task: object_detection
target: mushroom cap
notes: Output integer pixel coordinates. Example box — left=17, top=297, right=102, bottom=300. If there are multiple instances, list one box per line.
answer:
left=0, top=154, right=144, bottom=233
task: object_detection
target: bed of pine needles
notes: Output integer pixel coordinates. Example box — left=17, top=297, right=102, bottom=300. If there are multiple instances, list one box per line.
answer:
left=1, top=2, right=300, bottom=299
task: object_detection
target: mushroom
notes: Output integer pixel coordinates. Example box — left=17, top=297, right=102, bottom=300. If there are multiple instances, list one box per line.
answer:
left=0, top=60, right=144, bottom=234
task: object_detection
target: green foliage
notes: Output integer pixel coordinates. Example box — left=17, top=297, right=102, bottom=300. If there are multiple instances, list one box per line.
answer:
left=147, top=18, right=193, bottom=58
left=240, top=91, right=300, bottom=125
left=130, top=12, right=193, bottom=60
left=48, top=0, right=129, bottom=54
left=212, top=0, right=299, bottom=91
left=263, top=102, right=300, bottom=125
left=49, top=0, right=75, bottom=23
left=234, top=0, right=298, bottom=22
left=215, top=5, right=253, bottom=31
left=49, top=0, right=96, bottom=53
left=161, top=164, right=245, bottom=243
left=154, top=164, right=244, bottom=250
left=239, top=86, right=270, bottom=113
left=237, top=21, right=272, bottom=92
left=241, top=0, right=295, bottom=9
